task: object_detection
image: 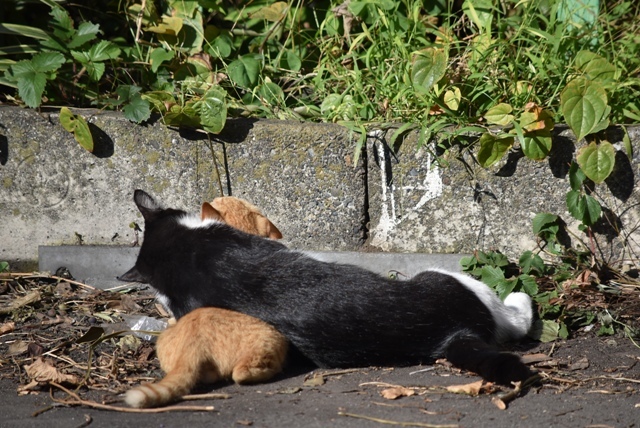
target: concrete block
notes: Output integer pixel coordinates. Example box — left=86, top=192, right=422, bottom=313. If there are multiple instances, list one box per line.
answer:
left=38, top=245, right=468, bottom=290
left=213, top=119, right=366, bottom=251
left=366, top=126, right=640, bottom=261
left=0, top=108, right=365, bottom=269
left=0, top=107, right=217, bottom=269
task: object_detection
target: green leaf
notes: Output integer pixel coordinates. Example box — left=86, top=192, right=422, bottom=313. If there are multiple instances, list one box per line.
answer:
left=257, top=81, right=284, bottom=105
left=164, top=104, right=200, bottom=128
left=149, top=48, right=175, bottom=73
left=477, top=132, right=513, bottom=167
left=582, top=194, right=601, bottom=226
left=71, top=41, right=119, bottom=81
left=443, top=86, right=461, bottom=111
left=49, top=6, right=74, bottom=40
left=518, top=274, right=539, bottom=295
left=462, top=0, right=493, bottom=31
left=489, top=251, right=510, bottom=267
left=59, top=107, right=94, bottom=152
left=141, top=91, right=175, bottom=113
left=204, top=26, right=233, bottom=59
left=484, top=103, right=514, bottom=126
left=0, top=261, right=9, bottom=273
left=561, top=77, right=611, bottom=141
left=71, top=51, right=105, bottom=80
left=146, top=16, right=183, bottom=35
left=424, top=0, right=447, bottom=14
left=87, top=40, right=120, bottom=62
left=521, top=130, right=552, bottom=160
left=176, top=14, right=205, bottom=54
left=574, top=50, right=617, bottom=84
left=174, top=57, right=212, bottom=82
left=566, top=190, right=601, bottom=226
left=568, top=162, right=586, bottom=191
left=210, top=33, right=233, bottom=58
left=532, top=212, right=559, bottom=236
left=597, top=323, right=615, bottom=336
left=9, top=52, right=65, bottom=108
left=519, top=251, right=545, bottom=276
left=251, top=2, right=288, bottom=21
left=86, top=61, right=105, bottom=81
left=320, top=94, right=343, bottom=117
left=349, top=0, right=395, bottom=16
left=116, top=85, right=142, bottom=101
left=621, top=126, right=633, bottom=161
left=123, top=94, right=151, bottom=123
left=460, top=255, right=477, bottom=272
left=410, top=47, right=447, bottom=93
left=227, top=55, right=260, bottom=88
left=197, top=86, right=227, bottom=133
left=530, top=319, right=561, bottom=342
left=495, top=278, right=517, bottom=300
left=479, top=265, right=505, bottom=288
left=15, top=68, right=46, bottom=108
left=576, top=141, right=615, bottom=183
left=281, top=50, right=302, bottom=72
left=67, top=22, right=101, bottom=49
left=0, top=23, right=50, bottom=40
left=30, top=52, right=66, bottom=73
left=566, top=189, right=584, bottom=221
left=172, top=0, right=199, bottom=17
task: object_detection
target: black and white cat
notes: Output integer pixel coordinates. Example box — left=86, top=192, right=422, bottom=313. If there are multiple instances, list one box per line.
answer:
left=119, top=190, right=534, bottom=384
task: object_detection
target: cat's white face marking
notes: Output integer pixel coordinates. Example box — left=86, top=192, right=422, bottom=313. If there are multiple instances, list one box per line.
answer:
left=177, top=213, right=221, bottom=230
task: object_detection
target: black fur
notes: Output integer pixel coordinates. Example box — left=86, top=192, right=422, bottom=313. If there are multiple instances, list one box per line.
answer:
left=119, top=190, right=534, bottom=384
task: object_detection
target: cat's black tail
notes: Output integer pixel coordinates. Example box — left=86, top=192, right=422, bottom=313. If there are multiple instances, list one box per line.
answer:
left=444, top=333, right=533, bottom=385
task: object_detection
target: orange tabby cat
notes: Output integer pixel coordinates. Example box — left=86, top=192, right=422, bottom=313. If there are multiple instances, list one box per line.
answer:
left=205, top=196, right=282, bottom=239
left=125, top=197, right=287, bottom=408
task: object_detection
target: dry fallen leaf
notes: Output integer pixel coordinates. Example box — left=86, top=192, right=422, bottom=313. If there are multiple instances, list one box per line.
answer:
left=277, top=387, right=302, bottom=394
left=0, top=321, right=15, bottom=336
left=521, top=353, right=553, bottom=364
left=120, top=294, right=143, bottom=312
left=446, top=380, right=484, bottom=396
left=0, top=290, right=41, bottom=315
left=380, top=386, right=416, bottom=400
left=568, top=357, right=590, bottom=371
left=23, top=357, right=78, bottom=385
left=303, top=373, right=325, bottom=387
left=54, top=282, right=74, bottom=297
left=7, top=340, right=28, bottom=356
left=118, top=334, right=142, bottom=353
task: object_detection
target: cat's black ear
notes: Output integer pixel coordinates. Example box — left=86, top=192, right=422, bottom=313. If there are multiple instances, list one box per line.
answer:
left=117, top=265, right=151, bottom=283
left=133, top=189, right=163, bottom=222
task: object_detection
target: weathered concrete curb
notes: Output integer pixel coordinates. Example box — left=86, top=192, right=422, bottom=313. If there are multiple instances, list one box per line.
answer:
left=366, top=126, right=640, bottom=259
left=1, top=106, right=638, bottom=270
left=1, top=107, right=364, bottom=269
left=38, top=245, right=467, bottom=289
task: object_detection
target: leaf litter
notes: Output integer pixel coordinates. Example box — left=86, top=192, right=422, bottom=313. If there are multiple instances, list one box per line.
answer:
left=0, top=272, right=202, bottom=411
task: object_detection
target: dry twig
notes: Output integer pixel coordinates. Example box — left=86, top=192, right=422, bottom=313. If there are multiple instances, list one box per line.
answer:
left=338, top=411, right=458, bottom=427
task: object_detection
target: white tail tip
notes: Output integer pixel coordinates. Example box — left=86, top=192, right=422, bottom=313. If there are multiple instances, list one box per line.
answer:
left=124, top=388, right=147, bottom=408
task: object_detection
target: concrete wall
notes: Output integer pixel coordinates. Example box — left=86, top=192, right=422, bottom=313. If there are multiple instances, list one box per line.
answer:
left=1, top=106, right=638, bottom=270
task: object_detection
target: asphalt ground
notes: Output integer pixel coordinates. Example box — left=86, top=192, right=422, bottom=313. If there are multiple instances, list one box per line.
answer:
left=2, top=333, right=639, bottom=428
